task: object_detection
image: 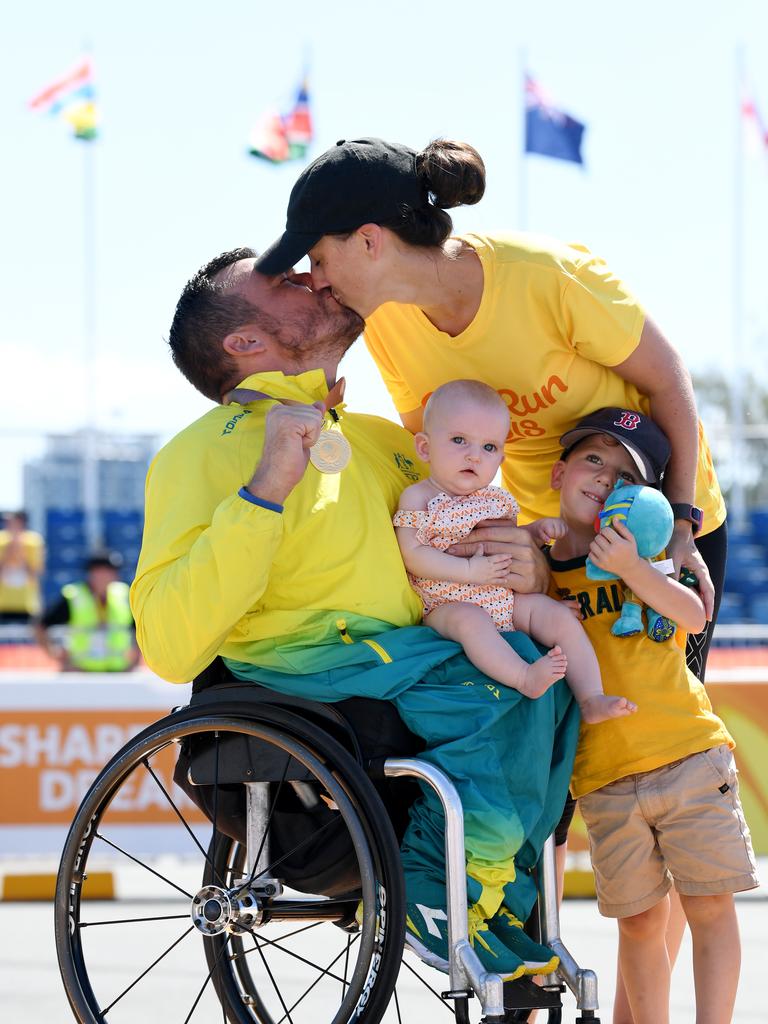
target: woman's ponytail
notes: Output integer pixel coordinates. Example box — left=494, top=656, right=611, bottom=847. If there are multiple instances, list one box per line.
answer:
left=417, top=139, right=486, bottom=209
left=376, top=138, right=486, bottom=249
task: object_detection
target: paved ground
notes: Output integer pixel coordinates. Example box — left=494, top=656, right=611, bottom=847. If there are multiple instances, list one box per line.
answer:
left=1, top=891, right=764, bottom=1023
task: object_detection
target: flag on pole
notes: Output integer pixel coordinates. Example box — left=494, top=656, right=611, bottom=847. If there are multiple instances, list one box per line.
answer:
left=283, top=81, right=312, bottom=158
left=525, top=75, right=584, bottom=165
left=249, top=79, right=313, bottom=163
left=28, top=58, right=97, bottom=141
left=742, top=91, right=768, bottom=156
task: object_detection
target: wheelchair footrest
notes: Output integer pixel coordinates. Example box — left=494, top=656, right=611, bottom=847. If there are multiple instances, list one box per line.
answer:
left=440, top=988, right=474, bottom=1001
left=503, top=976, right=563, bottom=1011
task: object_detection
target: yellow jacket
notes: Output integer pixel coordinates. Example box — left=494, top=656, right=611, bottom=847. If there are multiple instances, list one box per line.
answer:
left=0, top=529, right=44, bottom=615
left=62, top=580, right=135, bottom=671
left=130, top=370, right=425, bottom=683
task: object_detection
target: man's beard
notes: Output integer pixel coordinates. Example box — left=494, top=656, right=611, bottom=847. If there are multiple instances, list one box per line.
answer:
left=273, top=301, right=365, bottom=367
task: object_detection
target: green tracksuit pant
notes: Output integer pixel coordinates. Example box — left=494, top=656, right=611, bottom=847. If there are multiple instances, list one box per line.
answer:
left=226, top=625, right=579, bottom=922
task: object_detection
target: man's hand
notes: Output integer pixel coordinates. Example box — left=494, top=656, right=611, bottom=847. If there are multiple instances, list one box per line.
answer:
left=588, top=521, right=640, bottom=578
left=246, top=402, right=325, bottom=506
left=666, top=525, right=714, bottom=620
left=447, top=520, right=550, bottom=594
left=465, top=545, right=514, bottom=584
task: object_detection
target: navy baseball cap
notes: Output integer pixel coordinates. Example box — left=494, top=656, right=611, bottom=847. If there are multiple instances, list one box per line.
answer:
left=559, top=407, right=671, bottom=484
left=255, top=138, right=425, bottom=275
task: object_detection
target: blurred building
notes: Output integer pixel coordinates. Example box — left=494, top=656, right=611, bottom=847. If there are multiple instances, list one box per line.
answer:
left=23, top=432, right=157, bottom=608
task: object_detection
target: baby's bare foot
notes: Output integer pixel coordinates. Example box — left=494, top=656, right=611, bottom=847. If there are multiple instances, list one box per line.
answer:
left=520, top=646, right=568, bottom=699
left=580, top=694, right=638, bottom=725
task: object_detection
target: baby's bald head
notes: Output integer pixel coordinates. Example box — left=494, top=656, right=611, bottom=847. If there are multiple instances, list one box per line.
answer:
left=423, top=379, right=510, bottom=434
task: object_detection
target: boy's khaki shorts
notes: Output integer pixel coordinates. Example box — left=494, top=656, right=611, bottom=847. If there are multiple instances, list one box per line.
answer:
left=579, top=745, right=759, bottom=918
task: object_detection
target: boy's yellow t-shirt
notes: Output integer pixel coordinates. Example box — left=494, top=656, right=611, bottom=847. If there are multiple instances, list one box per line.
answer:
left=364, top=233, right=725, bottom=535
left=548, top=553, right=733, bottom=798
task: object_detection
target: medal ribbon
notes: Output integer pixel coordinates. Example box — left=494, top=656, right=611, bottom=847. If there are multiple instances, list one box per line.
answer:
left=223, top=377, right=346, bottom=420
left=223, top=378, right=350, bottom=473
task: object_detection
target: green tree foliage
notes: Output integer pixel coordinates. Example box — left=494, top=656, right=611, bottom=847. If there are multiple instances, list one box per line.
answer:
left=693, top=372, right=768, bottom=512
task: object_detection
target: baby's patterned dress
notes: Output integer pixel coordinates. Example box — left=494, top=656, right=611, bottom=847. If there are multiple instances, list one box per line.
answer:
left=393, top=486, right=519, bottom=630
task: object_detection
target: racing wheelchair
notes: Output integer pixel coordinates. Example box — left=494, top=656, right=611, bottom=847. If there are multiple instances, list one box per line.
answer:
left=55, top=660, right=601, bottom=1023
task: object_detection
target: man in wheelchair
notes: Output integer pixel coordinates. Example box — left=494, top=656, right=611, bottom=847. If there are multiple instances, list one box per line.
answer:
left=130, top=247, right=580, bottom=984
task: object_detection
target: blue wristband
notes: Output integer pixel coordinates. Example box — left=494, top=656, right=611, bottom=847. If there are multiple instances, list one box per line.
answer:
left=238, top=487, right=284, bottom=514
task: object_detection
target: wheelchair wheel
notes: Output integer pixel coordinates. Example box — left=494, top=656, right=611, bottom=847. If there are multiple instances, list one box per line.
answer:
left=55, top=706, right=405, bottom=1024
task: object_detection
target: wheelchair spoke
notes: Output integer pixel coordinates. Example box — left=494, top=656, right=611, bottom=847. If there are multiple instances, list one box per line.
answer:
left=99, top=925, right=195, bottom=1015
left=276, top=935, right=363, bottom=1024
left=141, top=756, right=225, bottom=887
left=249, top=813, right=344, bottom=886
left=399, top=956, right=456, bottom=1012
left=342, top=935, right=351, bottom=1000
left=183, top=932, right=233, bottom=1023
left=232, top=919, right=325, bottom=947
left=393, top=985, right=403, bottom=1024
left=239, top=925, right=359, bottom=986
left=94, top=832, right=194, bottom=899
left=250, top=932, right=295, bottom=1024
left=79, top=913, right=190, bottom=928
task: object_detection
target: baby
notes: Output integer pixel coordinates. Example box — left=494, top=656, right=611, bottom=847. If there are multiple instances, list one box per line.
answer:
left=394, top=380, right=635, bottom=724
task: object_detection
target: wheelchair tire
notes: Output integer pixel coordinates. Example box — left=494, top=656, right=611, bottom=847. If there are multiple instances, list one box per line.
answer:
left=54, top=705, right=406, bottom=1024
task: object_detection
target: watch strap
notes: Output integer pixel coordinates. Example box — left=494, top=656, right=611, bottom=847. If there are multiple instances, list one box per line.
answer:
left=670, top=503, right=703, bottom=535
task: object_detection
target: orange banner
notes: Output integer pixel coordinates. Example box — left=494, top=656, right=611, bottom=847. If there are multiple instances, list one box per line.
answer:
left=0, top=709, right=204, bottom=826
left=2, top=673, right=766, bottom=852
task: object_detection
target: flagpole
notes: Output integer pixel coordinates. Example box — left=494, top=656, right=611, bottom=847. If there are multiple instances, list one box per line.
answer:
left=730, top=43, right=747, bottom=532
left=518, top=49, right=528, bottom=231
left=81, top=98, right=100, bottom=552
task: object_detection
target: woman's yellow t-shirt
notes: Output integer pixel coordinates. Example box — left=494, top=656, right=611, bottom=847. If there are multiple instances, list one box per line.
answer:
left=364, top=233, right=725, bottom=535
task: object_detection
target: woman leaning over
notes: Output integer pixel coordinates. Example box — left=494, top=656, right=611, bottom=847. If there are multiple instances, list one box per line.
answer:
left=258, top=139, right=728, bottom=1021
left=256, top=136, right=727, bottom=682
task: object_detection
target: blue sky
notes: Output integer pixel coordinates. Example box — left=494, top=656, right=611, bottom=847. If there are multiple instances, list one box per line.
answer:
left=2, top=0, right=767, bottom=508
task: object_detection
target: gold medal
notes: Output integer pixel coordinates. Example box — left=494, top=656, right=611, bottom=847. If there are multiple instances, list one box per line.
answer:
left=223, top=377, right=351, bottom=474
left=310, top=428, right=352, bottom=474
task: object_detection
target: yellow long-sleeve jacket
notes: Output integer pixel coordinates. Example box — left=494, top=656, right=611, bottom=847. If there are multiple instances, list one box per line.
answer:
left=130, top=369, right=425, bottom=683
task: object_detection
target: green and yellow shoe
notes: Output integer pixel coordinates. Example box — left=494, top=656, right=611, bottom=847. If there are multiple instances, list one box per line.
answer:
left=487, top=908, right=560, bottom=975
left=405, top=902, right=526, bottom=980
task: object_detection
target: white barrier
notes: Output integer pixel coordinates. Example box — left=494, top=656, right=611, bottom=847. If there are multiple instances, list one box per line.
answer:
left=0, top=670, right=194, bottom=860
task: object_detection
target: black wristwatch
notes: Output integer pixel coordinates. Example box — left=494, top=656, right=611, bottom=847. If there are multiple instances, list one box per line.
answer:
left=670, top=503, right=704, bottom=536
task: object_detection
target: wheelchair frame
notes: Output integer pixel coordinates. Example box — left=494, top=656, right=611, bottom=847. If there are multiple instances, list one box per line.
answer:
left=55, top=695, right=601, bottom=1024
left=382, top=760, right=599, bottom=1022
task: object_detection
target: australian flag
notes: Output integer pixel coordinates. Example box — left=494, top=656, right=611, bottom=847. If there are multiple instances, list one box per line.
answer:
left=525, top=75, right=585, bottom=165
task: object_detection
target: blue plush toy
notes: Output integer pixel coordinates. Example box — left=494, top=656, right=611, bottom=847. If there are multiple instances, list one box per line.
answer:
left=586, top=483, right=676, bottom=641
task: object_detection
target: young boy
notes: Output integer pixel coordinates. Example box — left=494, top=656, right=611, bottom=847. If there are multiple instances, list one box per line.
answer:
left=548, top=407, right=759, bottom=1024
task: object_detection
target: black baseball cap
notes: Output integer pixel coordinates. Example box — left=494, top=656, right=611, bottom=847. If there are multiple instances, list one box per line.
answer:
left=255, top=138, right=425, bottom=275
left=559, top=407, right=671, bottom=484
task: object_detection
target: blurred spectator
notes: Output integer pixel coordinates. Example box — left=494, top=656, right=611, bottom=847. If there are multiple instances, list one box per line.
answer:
left=34, top=551, right=139, bottom=672
left=0, top=511, right=45, bottom=623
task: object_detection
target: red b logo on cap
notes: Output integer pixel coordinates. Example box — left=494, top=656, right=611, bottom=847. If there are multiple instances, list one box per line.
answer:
left=614, top=411, right=641, bottom=431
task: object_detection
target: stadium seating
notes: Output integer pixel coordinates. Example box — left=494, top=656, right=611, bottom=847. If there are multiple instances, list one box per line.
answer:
left=34, top=506, right=768, bottom=624
left=720, top=508, right=768, bottom=625
left=40, top=508, right=143, bottom=610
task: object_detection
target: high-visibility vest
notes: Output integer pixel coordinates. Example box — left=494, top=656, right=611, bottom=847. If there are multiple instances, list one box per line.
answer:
left=62, top=581, right=134, bottom=671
